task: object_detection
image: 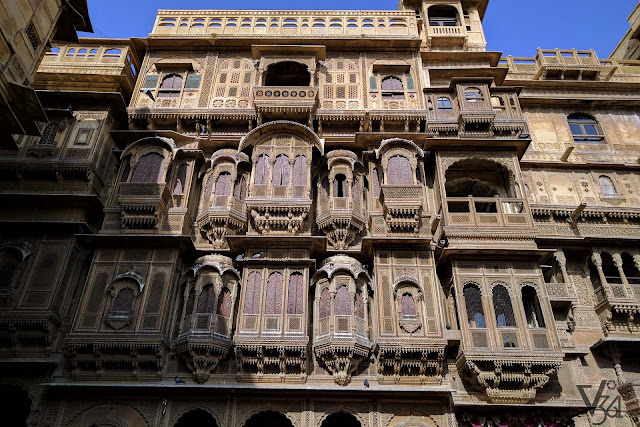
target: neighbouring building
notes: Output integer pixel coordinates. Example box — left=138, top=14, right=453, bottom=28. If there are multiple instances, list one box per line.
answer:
left=1, top=1, right=640, bottom=426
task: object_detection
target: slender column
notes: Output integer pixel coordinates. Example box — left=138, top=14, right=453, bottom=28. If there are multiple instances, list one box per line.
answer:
left=554, top=249, right=574, bottom=297
left=592, top=252, right=613, bottom=300
left=612, top=253, right=632, bottom=297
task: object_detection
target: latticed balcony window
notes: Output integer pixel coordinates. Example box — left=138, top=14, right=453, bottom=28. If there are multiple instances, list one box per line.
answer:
left=286, top=273, right=304, bottom=315
left=265, top=272, right=284, bottom=315
left=253, top=154, right=270, bottom=185
left=38, top=123, right=58, bottom=145
left=319, top=288, right=330, bottom=319
left=400, top=293, right=417, bottom=317
left=244, top=271, right=262, bottom=315
left=387, top=155, right=413, bottom=185
left=130, top=152, right=164, bottom=183
left=335, top=285, right=351, bottom=316
left=158, top=74, right=183, bottom=98
left=568, top=113, right=605, bottom=144
left=272, top=155, right=290, bottom=187
left=217, top=288, right=232, bottom=318
left=110, top=288, right=134, bottom=316
left=381, top=76, right=405, bottom=99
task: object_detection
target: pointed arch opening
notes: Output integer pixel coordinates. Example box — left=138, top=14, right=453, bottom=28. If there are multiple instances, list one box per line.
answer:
left=463, top=283, right=485, bottom=328
left=521, top=285, right=546, bottom=328
left=321, top=412, right=361, bottom=427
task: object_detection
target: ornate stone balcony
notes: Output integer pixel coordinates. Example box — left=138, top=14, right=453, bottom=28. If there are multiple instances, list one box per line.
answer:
left=317, top=197, right=366, bottom=250
left=117, top=182, right=171, bottom=230
left=151, top=10, right=419, bottom=40
left=195, top=195, right=247, bottom=249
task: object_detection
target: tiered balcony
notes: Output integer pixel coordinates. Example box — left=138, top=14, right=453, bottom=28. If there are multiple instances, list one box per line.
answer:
left=380, top=184, right=424, bottom=232
left=316, top=196, right=366, bottom=250
left=151, top=10, right=419, bottom=40
left=195, top=194, right=247, bottom=249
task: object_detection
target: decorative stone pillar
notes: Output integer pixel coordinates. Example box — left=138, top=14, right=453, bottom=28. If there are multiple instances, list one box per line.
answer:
left=612, top=252, right=633, bottom=297
left=591, top=252, right=613, bottom=299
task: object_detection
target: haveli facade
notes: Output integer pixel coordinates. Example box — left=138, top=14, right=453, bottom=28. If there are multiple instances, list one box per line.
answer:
left=2, top=0, right=640, bottom=426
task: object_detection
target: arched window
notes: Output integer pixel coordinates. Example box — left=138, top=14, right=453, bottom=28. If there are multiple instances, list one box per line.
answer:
left=463, top=283, right=485, bottom=328
left=319, top=287, right=330, bottom=319
left=333, top=174, right=347, bottom=197
left=521, top=285, right=545, bottom=328
left=214, top=172, right=232, bottom=196
left=355, top=290, right=365, bottom=319
left=264, top=61, right=311, bottom=86
left=437, top=97, right=453, bottom=112
left=492, top=284, right=516, bottom=327
left=130, top=152, right=164, bottom=183
left=158, top=73, right=183, bottom=98
left=387, top=155, right=412, bottom=185
left=381, top=76, right=404, bottom=99
left=120, top=156, right=132, bottom=183
left=217, top=287, right=232, bottom=318
left=568, top=113, right=604, bottom=144
left=401, top=293, right=417, bottom=317
left=183, top=286, right=195, bottom=328
left=196, top=284, right=215, bottom=314
left=173, top=163, right=189, bottom=195
left=0, top=249, right=22, bottom=290
left=111, top=287, right=135, bottom=315
left=272, top=155, right=290, bottom=186
left=491, top=96, right=506, bottom=113
left=599, top=175, right=617, bottom=196
left=292, top=155, right=308, bottom=187
left=233, top=174, right=247, bottom=200
left=244, top=271, right=262, bottom=315
left=428, top=5, right=458, bottom=26
left=335, top=285, right=351, bottom=316
left=38, top=123, right=58, bottom=145
left=265, top=272, right=283, bottom=315
left=464, top=87, right=484, bottom=103
left=254, top=154, right=270, bottom=185
left=287, top=272, right=304, bottom=315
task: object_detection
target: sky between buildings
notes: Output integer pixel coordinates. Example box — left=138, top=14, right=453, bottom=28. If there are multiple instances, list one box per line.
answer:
left=79, top=0, right=637, bottom=58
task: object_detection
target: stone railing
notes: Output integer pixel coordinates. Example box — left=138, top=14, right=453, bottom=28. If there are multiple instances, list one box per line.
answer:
left=501, top=49, right=640, bottom=82
left=41, top=43, right=137, bottom=79
left=151, top=10, right=419, bottom=39
left=445, top=197, right=532, bottom=228
left=427, top=25, right=464, bottom=37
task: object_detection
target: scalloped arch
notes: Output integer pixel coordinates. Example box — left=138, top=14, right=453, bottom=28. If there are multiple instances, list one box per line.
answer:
left=238, top=120, right=323, bottom=153
left=121, top=136, right=177, bottom=159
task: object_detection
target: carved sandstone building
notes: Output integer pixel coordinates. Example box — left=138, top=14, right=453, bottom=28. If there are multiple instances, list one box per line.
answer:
left=1, top=1, right=640, bottom=426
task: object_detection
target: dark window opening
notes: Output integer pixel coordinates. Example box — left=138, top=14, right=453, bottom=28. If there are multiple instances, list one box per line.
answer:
left=334, top=174, right=347, bottom=197
left=492, top=284, right=516, bottom=327
left=428, top=5, right=459, bottom=27
left=265, top=61, right=311, bottom=86
left=568, top=113, right=605, bottom=144
left=522, top=286, right=545, bottom=328
left=463, top=283, right=485, bottom=328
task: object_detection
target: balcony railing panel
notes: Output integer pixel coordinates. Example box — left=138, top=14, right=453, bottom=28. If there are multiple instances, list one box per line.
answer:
left=445, top=197, right=531, bottom=228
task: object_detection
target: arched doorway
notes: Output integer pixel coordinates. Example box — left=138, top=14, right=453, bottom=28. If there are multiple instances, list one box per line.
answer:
left=264, top=62, right=311, bottom=86
left=0, top=385, right=31, bottom=426
left=244, top=410, right=293, bottom=427
left=321, top=411, right=361, bottom=427
left=175, top=409, right=218, bottom=427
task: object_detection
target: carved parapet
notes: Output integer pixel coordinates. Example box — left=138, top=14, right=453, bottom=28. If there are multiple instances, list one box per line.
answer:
left=457, top=353, right=562, bottom=404
left=248, top=203, right=311, bottom=235
left=118, top=182, right=171, bottom=230
left=66, top=338, right=167, bottom=380
left=0, top=317, right=58, bottom=358
left=596, top=301, right=640, bottom=335
left=253, top=86, right=318, bottom=114
left=377, top=344, right=445, bottom=385
left=233, top=343, right=308, bottom=383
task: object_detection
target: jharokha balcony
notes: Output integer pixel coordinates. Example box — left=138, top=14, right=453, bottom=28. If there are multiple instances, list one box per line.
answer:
left=440, top=156, right=536, bottom=249
left=588, top=250, right=640, bottom=336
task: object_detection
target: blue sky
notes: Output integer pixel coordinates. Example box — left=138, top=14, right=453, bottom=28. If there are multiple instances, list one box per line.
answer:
left=79, top=0, right=636, bottom=58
